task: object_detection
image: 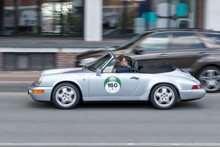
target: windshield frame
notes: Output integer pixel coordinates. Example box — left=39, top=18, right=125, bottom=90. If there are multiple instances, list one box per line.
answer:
left=87, top=53, right=115, bottom=72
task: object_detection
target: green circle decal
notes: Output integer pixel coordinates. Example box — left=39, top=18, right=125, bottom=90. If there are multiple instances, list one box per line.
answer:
left=104, top=76, right=121, bottom=93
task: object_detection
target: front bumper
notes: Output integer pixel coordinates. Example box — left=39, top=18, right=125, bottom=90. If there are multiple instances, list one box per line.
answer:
left=179, top=88, right=206, bottom=101
left=28, top=82, right=53, bottom=102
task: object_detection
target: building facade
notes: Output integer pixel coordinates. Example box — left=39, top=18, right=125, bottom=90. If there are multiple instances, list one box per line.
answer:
left=0, top=0, right=205, bottom=39
left=0, top=0, right=216, bottom=71
left=0, top=0, right=84, bottom=36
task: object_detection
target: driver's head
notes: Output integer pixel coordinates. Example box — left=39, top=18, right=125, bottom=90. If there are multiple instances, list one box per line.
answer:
left=125, top=56, right=132, bottom=66
left=117, top=55, right=124, bottom=62
left=120, top=56, right=132, bottom=67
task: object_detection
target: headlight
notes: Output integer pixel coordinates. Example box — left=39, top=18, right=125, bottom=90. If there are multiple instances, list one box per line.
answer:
left=80, top=58, right=97, bottom=66
left=38, top=71, right=45, bottom=84
left=34, top=76, right=43, bottom=86
left=34, top=71, right=44, bottom=86
left=41, top=71, right=45, bottom=76
left=38, top=76, right=43, bottom=84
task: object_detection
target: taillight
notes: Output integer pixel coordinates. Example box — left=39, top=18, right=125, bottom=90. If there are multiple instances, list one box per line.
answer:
left=192, top=85, right=202, bottom=89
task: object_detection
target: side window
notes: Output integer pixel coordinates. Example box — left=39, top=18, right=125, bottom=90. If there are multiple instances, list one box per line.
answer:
left=171, top=33, right=205, bottom=49
left=204, top=34, right=220, bottom=45
left=136, top=34, right=170, bottom=51
left=103, top=59, right=116, bottom=73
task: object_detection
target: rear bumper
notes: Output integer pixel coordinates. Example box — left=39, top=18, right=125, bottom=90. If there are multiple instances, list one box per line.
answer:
left=179, top=88, right=206, bottom=101
left=28, top=82, right=53, bottom=102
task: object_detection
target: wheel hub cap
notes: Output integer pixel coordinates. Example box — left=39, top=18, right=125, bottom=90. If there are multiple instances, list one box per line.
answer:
left=199, top=69, right=220, bottom=91
left=154, top=86, right=175, bottom=107
left=55, top=86, right=76, bottom=107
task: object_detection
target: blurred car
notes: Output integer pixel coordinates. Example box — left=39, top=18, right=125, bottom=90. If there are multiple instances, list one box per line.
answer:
left=76, top=28, right=220, bottom=92
left=28, top=52, right=205, bottom=110
left=103, top=28, right=134, bottom=36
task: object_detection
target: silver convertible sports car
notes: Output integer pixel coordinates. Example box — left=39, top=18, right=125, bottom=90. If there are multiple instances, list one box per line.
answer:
left=28, top=52, right=206, bottom=109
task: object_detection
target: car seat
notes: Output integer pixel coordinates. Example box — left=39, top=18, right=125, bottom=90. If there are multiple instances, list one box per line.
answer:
left=131, top=59, right=139, bottom=72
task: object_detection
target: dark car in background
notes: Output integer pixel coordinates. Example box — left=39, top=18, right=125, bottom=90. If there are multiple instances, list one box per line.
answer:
left=76, top=29, right=220, bottom=92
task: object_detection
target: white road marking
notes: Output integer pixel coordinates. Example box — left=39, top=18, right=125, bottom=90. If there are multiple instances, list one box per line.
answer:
left=0, top=143, right=220, bottom=146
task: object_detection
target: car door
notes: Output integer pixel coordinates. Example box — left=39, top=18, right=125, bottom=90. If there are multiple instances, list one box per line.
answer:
left=130, top=33, right=174, bottom=65
left=89, top=72, right=140, bottom=98
left=167, top=33, right=207, bottom=72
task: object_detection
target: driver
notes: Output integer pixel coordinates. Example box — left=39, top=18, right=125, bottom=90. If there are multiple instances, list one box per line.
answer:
left=113, top=56, right=133, bottom=73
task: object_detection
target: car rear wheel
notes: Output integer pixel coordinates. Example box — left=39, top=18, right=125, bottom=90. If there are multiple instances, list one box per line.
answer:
left=150, top=84, right=178, bottom=109
left=197, top=66, right=220, bottom=92
left=52, top=83, right=81, bottom=109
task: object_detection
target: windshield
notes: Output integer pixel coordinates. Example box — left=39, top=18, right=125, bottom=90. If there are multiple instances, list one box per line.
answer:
left=116, top=32, right=149, bottom=49
left=204, top=34, right=220, bottom=45
left=88, top=54, right=112, bottom=72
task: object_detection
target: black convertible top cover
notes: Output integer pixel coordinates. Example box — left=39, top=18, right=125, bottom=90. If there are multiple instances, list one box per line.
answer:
left=139, top=61, right=176, bottom=73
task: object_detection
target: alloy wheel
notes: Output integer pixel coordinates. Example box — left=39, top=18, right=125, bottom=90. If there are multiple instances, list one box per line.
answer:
left=199, top=69, right=220, bottom=92
left=154, top=86, right=175, bottom=108
left=55, top=86, right=77, bottom=107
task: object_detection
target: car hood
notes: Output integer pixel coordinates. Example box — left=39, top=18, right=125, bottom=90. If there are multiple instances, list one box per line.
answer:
left=42, top=68, right=83, bottom=75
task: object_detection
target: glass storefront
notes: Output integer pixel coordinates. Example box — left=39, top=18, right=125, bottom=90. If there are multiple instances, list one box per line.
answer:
left=2, top=0, right=198, bottom=37
left=2, top=0, right=84, bottom=36
left=103, top=0, right=197, bottom=36
left=41, top=0, right=63, bottom=35
left=3, top=0, right=16, bottom=35
left=103, top=0, right=124, bottom=35
left=17, top=0, right=38, bottom=35
left=41, top=0, right=83, bottom=36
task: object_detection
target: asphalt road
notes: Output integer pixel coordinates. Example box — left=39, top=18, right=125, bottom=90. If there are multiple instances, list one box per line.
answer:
left=0, top=90, right=220, bottom=147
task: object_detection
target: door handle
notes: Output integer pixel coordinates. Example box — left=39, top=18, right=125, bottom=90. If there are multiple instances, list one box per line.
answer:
left=160, top=54, right=168, bottom=57
left=130, top=76, right=139, bottom=80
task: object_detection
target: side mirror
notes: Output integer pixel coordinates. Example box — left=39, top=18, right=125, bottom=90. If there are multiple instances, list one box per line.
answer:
left=96, top=69, right=102, bottom=76
left=134, top=46, right=144, bottom=54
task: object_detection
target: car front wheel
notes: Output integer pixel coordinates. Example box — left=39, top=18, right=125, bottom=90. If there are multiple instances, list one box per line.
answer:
left=197, top=66, right=220, bottom=92
left=52, top=83, right=81, bottom=109
left=150, top=84, right=178, bottom=109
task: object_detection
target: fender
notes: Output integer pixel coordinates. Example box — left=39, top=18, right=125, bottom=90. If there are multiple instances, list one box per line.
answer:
left=40, top=73, right=90, bottom=97
left=189, top=55, right=220, bottom=75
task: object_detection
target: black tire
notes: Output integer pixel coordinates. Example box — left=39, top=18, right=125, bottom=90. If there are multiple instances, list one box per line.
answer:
left=52, top=83, right=81, bottom=109
left=196, top=66, right=220, bottom=93
left=150, top=84, right=178, bottom=109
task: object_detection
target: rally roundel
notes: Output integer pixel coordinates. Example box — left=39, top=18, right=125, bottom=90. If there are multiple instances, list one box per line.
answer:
left=104, top=76, right=121, bottom=93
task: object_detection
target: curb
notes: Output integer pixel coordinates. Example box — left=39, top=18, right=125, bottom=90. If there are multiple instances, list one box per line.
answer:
left=0, top=77, right=38, bottom=81
left=0, top=81, right=33, bottom=84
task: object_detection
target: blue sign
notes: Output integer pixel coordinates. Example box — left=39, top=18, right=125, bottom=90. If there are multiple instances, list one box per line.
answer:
left=142, top=12, right=157, bottom=23
left=176, top=3, right=188, bottom=17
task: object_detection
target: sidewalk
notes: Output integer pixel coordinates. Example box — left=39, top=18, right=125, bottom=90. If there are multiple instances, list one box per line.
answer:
left=0, top=71, right=41, bottom=84
left=0, top=37, right=128, bottom=48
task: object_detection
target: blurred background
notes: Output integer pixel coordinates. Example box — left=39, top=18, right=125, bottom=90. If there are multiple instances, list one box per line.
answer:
left=0, top=0, right=218, bottom=71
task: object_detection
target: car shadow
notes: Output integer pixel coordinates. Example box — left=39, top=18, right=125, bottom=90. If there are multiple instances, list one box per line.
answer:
left=80, top=101, right=205, bottom=110
left=27, top=100, right=205, bottom=110
left=26, top=101, right=57, bottom=109
left=173, top=101, right=205, bottom=109
left=79, top=101, right=151, bottom=109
